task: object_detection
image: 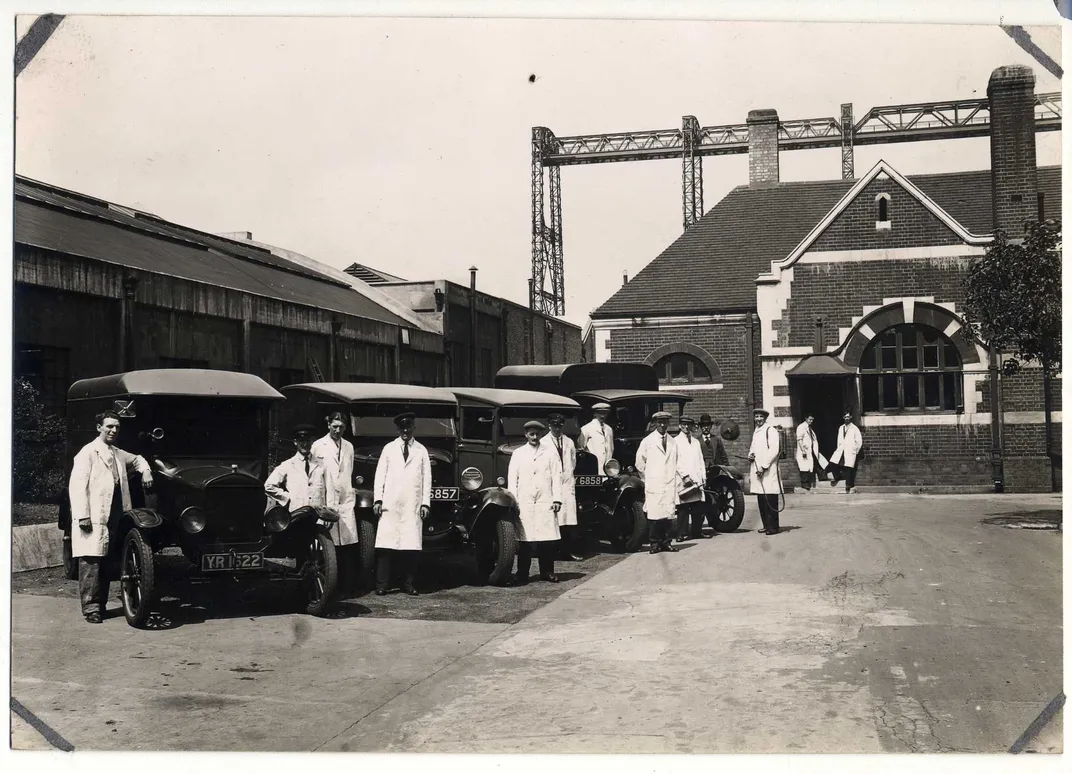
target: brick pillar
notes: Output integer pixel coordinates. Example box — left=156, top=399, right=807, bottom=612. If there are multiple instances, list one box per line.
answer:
left=748, top=109, right=780, bottom=187
left=988, top=64, right=1038, bottom=235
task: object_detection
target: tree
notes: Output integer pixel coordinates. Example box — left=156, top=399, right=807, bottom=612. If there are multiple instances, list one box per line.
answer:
left=13, top=377, right=66, bottom=502
left=963, top=219, right=1062, bottom=491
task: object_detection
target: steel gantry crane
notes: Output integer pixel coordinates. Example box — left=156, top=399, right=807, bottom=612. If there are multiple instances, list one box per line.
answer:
left=530, top=91, right=1062, bottom=316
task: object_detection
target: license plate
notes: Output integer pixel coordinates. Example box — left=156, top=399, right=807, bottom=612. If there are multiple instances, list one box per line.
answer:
left=575, top=475, right=607, bottom=487
left=201, top=552, right=264, bottom=572
left=431, top=487, right=460, bottom=501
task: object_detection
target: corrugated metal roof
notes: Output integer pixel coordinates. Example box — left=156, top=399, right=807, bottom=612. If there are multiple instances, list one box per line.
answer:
left=344, top=263, right=408, bottom=284
left=16, top=199, right=413, bottom=327
left=592, top=165, right=1062, bottom=319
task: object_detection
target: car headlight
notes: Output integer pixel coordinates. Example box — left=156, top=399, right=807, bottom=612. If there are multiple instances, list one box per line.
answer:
left=355, top=475, right=364, bottom=485
left=603, top=459, right=621, bottom=477
left=496, top=476, right=506, bottom=486
left=461, top=467, right=484, bottom=491
left=180, top=506, right=206, bottom=535
left=265, top=504, right=291, bottom=533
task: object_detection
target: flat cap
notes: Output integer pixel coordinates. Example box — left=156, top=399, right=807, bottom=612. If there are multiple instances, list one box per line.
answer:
left=699, top=413, right=713, bottom=424
left=591, top=402, right=611, bottom=412
left=547, top=412, right=566, bottom=426
left=524, top=420, right=548, bottom=432
left=752, top=408, right=770, bottom=418
left=651, top=411, right=672, bottom=421
left=679, top=416, right=696, bottom=426
left=292, top=423, right=319, bottom=437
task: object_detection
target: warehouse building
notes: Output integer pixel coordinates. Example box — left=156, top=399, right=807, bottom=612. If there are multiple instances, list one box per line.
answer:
left=588, top=65, right=1061, bottom=492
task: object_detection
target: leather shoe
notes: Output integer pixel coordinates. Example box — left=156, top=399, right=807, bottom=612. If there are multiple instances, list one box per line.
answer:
left=84, top=612, right=102, bottom=624
left=374, top=588, right=388, bottom=596
left=767, top=528, right=780, bottom=536
left=649, top=545, right=661, bottom=555
left=540, top=573, right=559, bottom=583
left=563, top=552, right=584, bottom=562
left=513, top=575, right=530, bottom=587
left=401, top=585, right=419, bottom=596
left=662, top=543, right=678, bottom=553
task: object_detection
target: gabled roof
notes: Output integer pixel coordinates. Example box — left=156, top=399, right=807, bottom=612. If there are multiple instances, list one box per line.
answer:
left=592, top=165, right=1061, bottom=319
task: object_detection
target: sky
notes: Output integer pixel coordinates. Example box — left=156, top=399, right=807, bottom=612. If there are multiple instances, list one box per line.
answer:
left=14, top=16, right=1062, bottom=327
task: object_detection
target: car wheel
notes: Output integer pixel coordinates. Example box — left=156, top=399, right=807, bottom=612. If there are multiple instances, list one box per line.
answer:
left=477, top=519, right=517, bottom=586
left=62, top=532, right=77, bottom=581
left=357, top=518, right=377, bottom=590
left=708, top=483, right=745, bottom=533
left=120, top=528, right=156, bottom=628
left=302, top=530, right=339, bottom=617
left=623, top=500, right=648, bottom=553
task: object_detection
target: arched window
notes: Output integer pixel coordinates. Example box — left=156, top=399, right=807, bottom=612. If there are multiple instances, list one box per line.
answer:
left=654, top=352, right=712, bottom=385
left=860, top=324, right=963, bottom=413
left=875, top=193, right=891, bottom=230
left=878, top=198, right=889, bottom=222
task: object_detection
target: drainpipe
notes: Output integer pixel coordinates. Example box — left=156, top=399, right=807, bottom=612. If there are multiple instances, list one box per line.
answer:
left=469, top=267, right=478, bottom=386
left=989, top=346, right=1005, bottom=492
left=745, top=312, right=757, bottom=415
left=329, top=318, right=343, bottom=381
left=120, top=276, right=139, bottom=371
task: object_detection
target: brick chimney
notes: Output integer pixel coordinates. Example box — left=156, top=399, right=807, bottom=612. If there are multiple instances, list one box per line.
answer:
left=748, top=109, right=780, bottom=186
left=988, top=64, right=1038, bottom=235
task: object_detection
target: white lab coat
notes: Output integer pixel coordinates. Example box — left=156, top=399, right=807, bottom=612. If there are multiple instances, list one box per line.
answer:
left=373, top=438, right=431, bottom=551
left=674, top=432, right=707, bottom=505
left=748, top=424, right=783, bottom=495
left=636, top=430, right=679, bottom=520
left=541, top=432, right=577, bottom=527
left=830, top=422, right=864, bottom=468
left=508, top=442, right=563, bottom=543
left=795, top=422, right=829, bottom=473
left=68, top=438, right=151, bottom=558
left=265, top=452, right=327, bottom=511
left=311, top=434, right=358, bottom=547
left=578, top=419, right=614, bottom=471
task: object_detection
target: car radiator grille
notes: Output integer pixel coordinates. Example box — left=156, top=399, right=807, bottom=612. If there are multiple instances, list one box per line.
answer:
left=206, top=485, right=267, bottom=542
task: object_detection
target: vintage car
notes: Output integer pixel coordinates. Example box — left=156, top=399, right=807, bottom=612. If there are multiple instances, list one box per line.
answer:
left=437, top=387, right=586, bottom=575
left=495, top=363, right=747, bottom=535
left=280, top=383, right=520, bottom=587
left=59, top=369, right=341, bottom=627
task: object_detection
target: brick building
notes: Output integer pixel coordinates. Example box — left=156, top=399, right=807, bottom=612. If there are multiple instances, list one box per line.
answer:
left=588, top=65, right=1061, bottom=492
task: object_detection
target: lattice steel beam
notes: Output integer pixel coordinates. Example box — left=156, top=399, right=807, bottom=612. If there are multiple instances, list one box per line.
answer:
left=682, top=115, right=703, bottom=230
left=841, top=103, right=854, bottom=180
left=531, top=127, right=549, bottom=313
left=548, top=165, right=565, bottom=316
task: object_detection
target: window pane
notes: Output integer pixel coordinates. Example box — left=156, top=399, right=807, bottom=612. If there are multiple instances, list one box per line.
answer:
left=901, top=345, right=918, bottom=370
left=943, top=342, right=960, bottom=368
left=881, top=345, right=898, bottom=370
left=943, top=374, right=957, bottom=409
left=462, top=408, right=494, bottom=441
left=921, top=327, right=939, bottom=344
left=903, top=374, right=920, bottom=409
left=882, top=375, right=900, bottom=408
left=669, top=355, right=689, bottom=383
left=862, top=374, right=879, bottom=412
left=860, top=345, right=876, bottom=370
left=923, top=345, right=939, bottom=369
left=924, top=374, right=941, bottom=407
left=690, top=358, right=712, bottom=383
left=900, top=327, right=917, bottom=348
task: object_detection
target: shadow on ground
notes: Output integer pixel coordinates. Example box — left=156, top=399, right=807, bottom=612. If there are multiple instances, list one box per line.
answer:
left=981, top=510, right=1062, bottom=532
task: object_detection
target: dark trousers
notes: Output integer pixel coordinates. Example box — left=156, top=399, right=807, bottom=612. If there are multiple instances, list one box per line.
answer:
left=831, top=465, right=857, bottom=491
left=559, top=525, right=583, bottom=558
left=756, top=495, right=780, bottom=533
left=648, top=518, right=673, bottom=547
left=676, top=501, right=706, bottom=538
left=517, top=541, right=555, bottom=578
left=78, top=556, right=109, bottom=616
left=799, top=470, right=815, bottom=489
left=375, top=549, right=419, bottom=591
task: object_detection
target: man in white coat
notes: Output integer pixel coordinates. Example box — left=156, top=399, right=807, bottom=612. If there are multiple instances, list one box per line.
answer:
left=68, top=410, right=153, bottom=623
left=674, top=416, right=709, bottom=541
left=509, top=420, right=563, bottom=585
left=578, top=403, right=614, bottom=472
left=636, top=411, right=679, bottom=554
left=795, top=413, right=829, bottom=493
left=265, top=425, right=328, bottom=511
left=373, top=412, right=431, bottom=596
left=311, top=412, right=359, bottom=586
left=829, top=410, right=864, bottom=494
left=542, top=412, right=583, bottom=562
left=748, top=408, right=783, bottom=535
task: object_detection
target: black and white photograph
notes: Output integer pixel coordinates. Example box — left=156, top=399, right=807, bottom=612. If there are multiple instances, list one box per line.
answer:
left=6, top=0, right=1066, bottom=765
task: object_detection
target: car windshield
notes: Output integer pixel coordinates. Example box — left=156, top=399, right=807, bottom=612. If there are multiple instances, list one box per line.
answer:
left=351, top=405, right=456, bottom=439
left=145, top=398, right=266, bottom=457
left=611, top=398, right=687, bottom=436
left=499, top=407, right=580, bottom=441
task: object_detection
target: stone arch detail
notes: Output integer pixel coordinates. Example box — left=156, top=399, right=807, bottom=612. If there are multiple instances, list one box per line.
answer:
left=644, top=342, right=724, bottom=383
left=841, top=301, right=980, bottom=368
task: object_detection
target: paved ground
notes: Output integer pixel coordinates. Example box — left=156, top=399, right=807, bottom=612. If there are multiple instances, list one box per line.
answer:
left=10, top=492, right=1062, bottom=753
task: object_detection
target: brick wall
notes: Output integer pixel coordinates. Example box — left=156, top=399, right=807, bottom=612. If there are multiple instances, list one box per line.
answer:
left=854, top=424, right=993, bottom=486
left=748, top=110, right=780, bottom=186
left=775, top=257, right=975, bottom=348
left=1001, top=368, right=1063, bottom=412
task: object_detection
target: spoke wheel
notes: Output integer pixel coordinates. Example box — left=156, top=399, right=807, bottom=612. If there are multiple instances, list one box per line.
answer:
left=302, top=530, right=339, bottom=617
left=120, top=528, right=156, bottom=628
left=708, top=483, right=745, bottom=533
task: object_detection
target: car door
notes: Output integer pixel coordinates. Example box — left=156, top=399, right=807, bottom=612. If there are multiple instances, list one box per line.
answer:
left=457, top=402, right=496, bottom=491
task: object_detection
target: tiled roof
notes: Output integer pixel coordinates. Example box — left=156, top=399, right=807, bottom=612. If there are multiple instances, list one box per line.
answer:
left=592, top=166, right=1062, bottom=319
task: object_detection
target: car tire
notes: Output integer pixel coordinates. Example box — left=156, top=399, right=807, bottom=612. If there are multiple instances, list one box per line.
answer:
left=478, top=518, right=517, bottom=587
left=623, top=500, right=648, bottom=553
left=120, top=528, right=156, bottom=628
left=708, top=483, right=745, bottom=533
left=303, top=529, right=339, bottom=617
left=62, top=532, right=77, bottom=581
left=357, top=518, right=377, bottom=590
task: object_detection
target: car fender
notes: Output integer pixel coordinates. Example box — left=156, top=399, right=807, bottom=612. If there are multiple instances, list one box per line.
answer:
left=291, top=505, right=339, bottom=525
left=123, top=508, right=163, bottom=530
left=611, top=474, right=644, bottom=512
left=469, top=487, right=519, bottom=536
left=353, top=488, right=376, bottom=509
left=707, top=465, right=744, bottom=487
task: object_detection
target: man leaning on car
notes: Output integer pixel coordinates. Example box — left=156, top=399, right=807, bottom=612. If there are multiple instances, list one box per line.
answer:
left=68, top=410, right=153, bottom=624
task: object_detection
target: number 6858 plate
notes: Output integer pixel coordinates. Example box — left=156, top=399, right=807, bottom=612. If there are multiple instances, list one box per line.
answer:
left=574, top=475, right=607, bottom=487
